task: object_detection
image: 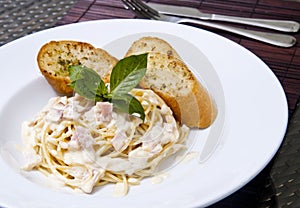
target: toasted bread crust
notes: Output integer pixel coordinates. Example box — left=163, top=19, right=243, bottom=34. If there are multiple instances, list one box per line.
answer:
left=140, top=52, right=217, bottom=128
left=125, top=36, right=216, bottom=128
left=125, top=36, right=181, bottom=59
left=37, top=40, right=118, bottom=95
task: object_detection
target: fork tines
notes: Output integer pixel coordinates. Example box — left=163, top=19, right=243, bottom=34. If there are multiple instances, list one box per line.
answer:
left=122, top=0, right=160, bottom=19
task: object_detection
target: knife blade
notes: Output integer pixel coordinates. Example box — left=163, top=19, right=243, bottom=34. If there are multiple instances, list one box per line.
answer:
left=147, top=2, right=300, bottom=32
left=147, top=2, right=212, bottom=20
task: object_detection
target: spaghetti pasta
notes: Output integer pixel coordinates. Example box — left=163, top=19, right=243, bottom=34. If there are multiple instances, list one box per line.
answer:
left=21, top=88, right=189, bottom=195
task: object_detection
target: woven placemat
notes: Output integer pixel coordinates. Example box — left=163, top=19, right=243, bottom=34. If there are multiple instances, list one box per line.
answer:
left=0, top=0, right=77, bottom=46
left=56, top=1, right=300, bottom=207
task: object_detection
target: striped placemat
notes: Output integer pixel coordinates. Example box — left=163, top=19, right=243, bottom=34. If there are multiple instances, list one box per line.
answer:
left=57, top=0, right=300, bottom=115
left=56, top=1, right=300, bottom=207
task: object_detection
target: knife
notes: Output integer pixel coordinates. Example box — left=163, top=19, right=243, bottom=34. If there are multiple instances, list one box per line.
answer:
left=147, top=2, right=300, bottom=32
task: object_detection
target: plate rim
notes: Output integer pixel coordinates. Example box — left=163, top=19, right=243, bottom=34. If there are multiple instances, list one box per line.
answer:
left=0, top=19, right=288, bottom=208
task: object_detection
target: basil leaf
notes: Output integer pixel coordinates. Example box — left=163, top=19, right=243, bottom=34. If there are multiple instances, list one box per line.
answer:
left=69, top=65, right=107, bottom=101
left=110, top=53, right=148, bottom=95
left=112, top=94, right=145, bottom=121
left=68, top=53, right=148, bottom=121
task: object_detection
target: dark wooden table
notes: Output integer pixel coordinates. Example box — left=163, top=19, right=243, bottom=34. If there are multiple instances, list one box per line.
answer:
left=1, top=0, right=300, bottom=207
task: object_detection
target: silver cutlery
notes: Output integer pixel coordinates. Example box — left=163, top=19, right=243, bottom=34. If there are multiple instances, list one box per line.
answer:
left=121, top=0, right=297, bottom=47
left=147, top=2, right=300, bottom=33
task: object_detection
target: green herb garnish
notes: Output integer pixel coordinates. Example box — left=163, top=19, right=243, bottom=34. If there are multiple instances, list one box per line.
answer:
left=68, top=53, right=148, bottom=121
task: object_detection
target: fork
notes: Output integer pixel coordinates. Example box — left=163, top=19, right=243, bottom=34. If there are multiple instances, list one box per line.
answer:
left=121, top=0, right=297, bottom=47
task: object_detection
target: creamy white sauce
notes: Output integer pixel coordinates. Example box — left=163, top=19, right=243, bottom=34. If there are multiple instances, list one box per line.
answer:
left=21, top=90, right=189, bottom=194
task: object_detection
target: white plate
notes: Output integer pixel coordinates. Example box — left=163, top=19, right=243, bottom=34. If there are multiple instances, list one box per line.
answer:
left=0, top=19, right=288, bottom=208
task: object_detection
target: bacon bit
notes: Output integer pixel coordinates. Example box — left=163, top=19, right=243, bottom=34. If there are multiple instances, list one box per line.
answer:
left=70, top=126, right=94, bottom=149
left=95, top=102, right=113, bottom=123
left=111, top=130, right=130, bottom=152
